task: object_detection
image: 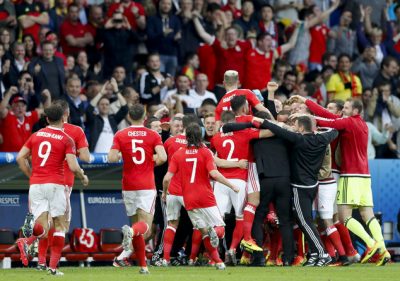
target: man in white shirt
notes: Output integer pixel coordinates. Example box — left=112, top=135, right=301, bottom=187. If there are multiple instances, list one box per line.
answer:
left=188, top=73, right=217, bottom=109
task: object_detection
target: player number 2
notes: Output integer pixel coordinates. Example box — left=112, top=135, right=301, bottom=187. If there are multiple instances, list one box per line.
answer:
left=186, top=158, right=197, bottom=183
left=38, top=141, right=51, bottom=167
left=222, top=139, right=238, bottom=161
left=131, top=139, right=145, bottom=164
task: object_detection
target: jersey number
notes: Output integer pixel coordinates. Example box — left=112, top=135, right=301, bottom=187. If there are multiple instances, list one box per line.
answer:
left=222, top=139, right=238, bottom=161
left=132, top=139, right=145, bottom=164
left=38, top=141, right=51, bottom=167
left=186, top=158, right=197, bottom=183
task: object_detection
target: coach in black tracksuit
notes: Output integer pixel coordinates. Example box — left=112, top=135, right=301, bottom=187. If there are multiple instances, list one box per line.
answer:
left=258, top=116, right=338, bottom=266
left=251, top=101, right=294, bottom=266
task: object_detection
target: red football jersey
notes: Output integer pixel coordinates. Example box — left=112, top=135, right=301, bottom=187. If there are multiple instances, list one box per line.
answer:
left=235, top=115, right=256, bottom=162
left=309, top=24, right=329, bottom=64
left=112, top=125, right=163, bottom=191
left=24, top=126, right=76, bottom=185
left=211, top=129, right=260, bottom=180
left=215, top=89, right=261, bottom=121
left=63, top=123, right=89, bottom=187
left=168, top=146, right=217, bottom=210
left=212, top=38, right=252, bottom=84
left=0, top=110, right=39, bottom=152
left=164, top=134, right=187, bottom=195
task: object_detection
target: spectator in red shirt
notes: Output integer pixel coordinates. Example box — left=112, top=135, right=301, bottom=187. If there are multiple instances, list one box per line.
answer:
left=107, top=0, right=146, bottom=31
left=221, top=0, right=241, bottom=20
left=244, top=27, right=299, bottom=92
left=193, top=13, right=251, bottom=86
left=60, top=3, right=93, bottom=56
left=0, top=86, right=51, bottom=152
left=16, top=0, right=49, bottom=45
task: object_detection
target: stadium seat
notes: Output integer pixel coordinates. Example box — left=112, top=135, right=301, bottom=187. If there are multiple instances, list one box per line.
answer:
left=92, top=229, right=123, bottom=261
left=0, top=229, right=20, bottom=262
left=63, top=234, right=90, bottom=262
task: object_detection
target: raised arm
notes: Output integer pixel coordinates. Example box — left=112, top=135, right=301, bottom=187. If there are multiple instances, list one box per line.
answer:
left=290, top=95, right=341, bottom=119
left=0, top=86, right=18, bottom=118
left=258, top=119, right=301, bottom=143
left=305, top=0, right=340, bottom=29
left=192, top=12, right=214, bottom=45
left=278, top=23, right=300, bottom=56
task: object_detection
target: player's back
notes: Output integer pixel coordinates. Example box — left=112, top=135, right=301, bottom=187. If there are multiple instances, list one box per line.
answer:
left=114, top=125, right=162, bottom=190
left=63, top=123, right=89, bottom=187
left=211, top=128, right=259, bottom=180
left=172, top=146, right=217, bottom=210
left=164, top=134, right=187, bottom=161
left=27, top=126, right=75, bottom=185
left=215, top=89, right=259, bottom=120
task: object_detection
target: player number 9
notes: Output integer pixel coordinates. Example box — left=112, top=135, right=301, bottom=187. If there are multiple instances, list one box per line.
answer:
left=38, top=141, right=52, bottom=167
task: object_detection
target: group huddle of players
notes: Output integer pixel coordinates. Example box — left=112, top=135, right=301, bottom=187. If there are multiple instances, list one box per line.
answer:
left=15, top=70, right=390, bottom=275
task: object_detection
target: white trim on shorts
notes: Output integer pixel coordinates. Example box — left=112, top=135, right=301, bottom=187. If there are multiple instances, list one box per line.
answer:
left=246, top=162, right=260, bottom=194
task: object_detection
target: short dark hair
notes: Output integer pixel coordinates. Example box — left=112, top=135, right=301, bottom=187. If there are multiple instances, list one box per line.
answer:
left=349, top=99, right=363, bottom=114
left=44, top=104, right=64, bottom=123
left=52, top=100, right=69, bottom=114
left=330, top=100, right=344, bottom=112
left=261, top=4, right=274, bottom=12
left=221, top=110, right=235, bottom=124
left=284, top=71, right=296, bottom=79
left=18, top=71, right=31, bottom=80
left=201, top=98, right=217, bottom=107
left=296, top=116, right=313, bottom=132
left=322, top=52, right=336, bottom=63
left=146, top=116, right=160, bottom=128
left=68, top=3, right=79, bottom=11
left=230, top=95, right=247, bottom=113
left=129, top=104, right=145, bottom=121
left=338, top=53, right=352, bottom=63
left=186, top=123, right=203, bottom=148
left=381, top=56, right=398, bottom=70
left=182, top=114, right=199, bottom=129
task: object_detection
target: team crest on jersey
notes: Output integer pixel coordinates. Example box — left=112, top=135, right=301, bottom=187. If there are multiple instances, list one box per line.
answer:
left=25, top=124, right=30, bottom=131
left=235, top=45, right=241, bottom=52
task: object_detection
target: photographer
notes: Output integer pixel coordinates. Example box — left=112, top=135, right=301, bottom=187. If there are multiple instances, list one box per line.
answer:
left=100, top=11, right=140, bottom=81
left=16, top=71, right=40, bottom=111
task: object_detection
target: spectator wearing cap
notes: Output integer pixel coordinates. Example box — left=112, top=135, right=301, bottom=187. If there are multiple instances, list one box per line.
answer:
left=0, top=86, right=51, bottom=152
left=16, top=0, right=49, bottom=45
left=86, top=78, right=128, bottom=152
left=60, top=3, right=93, bottom=56
left=28, top=40, right=65, bottom=100
left=100, top=11, right=140, bottom=81
left=146, top=0, right=182, bottom=75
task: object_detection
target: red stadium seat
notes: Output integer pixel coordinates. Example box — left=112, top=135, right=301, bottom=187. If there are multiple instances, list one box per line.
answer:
left=63, top=232, right=89, bottom=262
left=0, top=229, right=19, bottom=261
left=92, top=228, right=123, bottom=261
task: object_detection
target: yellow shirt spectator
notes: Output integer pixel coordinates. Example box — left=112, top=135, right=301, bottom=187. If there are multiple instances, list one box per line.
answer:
left=326, top=72, right=362, bottom=101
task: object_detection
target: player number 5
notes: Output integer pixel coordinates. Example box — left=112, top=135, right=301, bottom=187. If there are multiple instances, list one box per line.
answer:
left=38, top=141, right=51, bottom=167
left=132, top=139, right=145, bottom=164
left=186, top=158, right=197, bottom=183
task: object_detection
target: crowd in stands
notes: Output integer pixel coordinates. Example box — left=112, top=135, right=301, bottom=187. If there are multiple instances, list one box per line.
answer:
left=0, top=0, right=400, bottom=158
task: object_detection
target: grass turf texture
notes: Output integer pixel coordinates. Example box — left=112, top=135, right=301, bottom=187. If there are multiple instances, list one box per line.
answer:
left=0, top=264, right=398, bottom=281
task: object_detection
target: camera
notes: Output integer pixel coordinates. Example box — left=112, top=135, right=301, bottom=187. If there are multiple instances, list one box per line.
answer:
left=25, top=77, right=32, bottom=82
left=113, top=18, right=123, bottom=24
left=344, top=82, right=352, bottom=90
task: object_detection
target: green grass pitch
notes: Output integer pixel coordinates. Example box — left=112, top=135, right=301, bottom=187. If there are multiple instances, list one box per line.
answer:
left=0, top=264, right=399, bottom=281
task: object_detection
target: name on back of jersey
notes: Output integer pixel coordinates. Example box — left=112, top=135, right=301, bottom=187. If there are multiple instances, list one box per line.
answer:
left=37, top=131, right=64, bottom=140
left=186, top=149, right=198, bottom=154
left=128, top=131, right=147, bottom=137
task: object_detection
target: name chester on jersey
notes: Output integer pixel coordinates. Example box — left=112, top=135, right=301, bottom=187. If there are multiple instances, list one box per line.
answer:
left=128, top=131, right=147, bottom=137
left=36, top=131, right=65, bottom=140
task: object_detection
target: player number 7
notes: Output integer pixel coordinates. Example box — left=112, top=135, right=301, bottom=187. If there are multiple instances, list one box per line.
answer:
left=186, top=158, right=197, bottom=183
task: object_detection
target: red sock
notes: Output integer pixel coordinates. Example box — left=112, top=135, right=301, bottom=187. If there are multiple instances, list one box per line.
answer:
left=162, top=226, right=176, bottom=262
left=33, top=223, right=45, bottom=237
left=230, top=219, right=243, bottom=250
left=214, top=226, right=225, bottom=239
left=327, top=226, right=346, bottom=256
left=190, top=229, right=202, bottom=260
left=132, top=221, right=149, bottom=236
left=243, top=203, right=256, bottom=240
left=25, top=236, right=37, bottom=246
left=320, top=232, right=335, bottom=258
left=49, top=232, right=65, bottom=270
left=335, top=222, right=356, bottom=256
left=47, top=228, right=55, bottom=247
left=293, top=227, right=304, bottom=257
left=132, top=235, right=146, bottom=267
left=38, top=238, right=49, bottom=265
left=203, top=236, right=222, bottom=263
